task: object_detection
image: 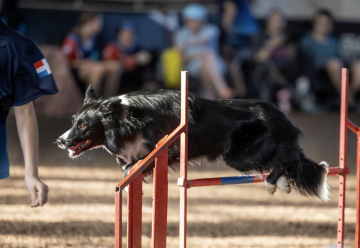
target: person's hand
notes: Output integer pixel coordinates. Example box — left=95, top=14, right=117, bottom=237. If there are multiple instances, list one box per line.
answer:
left=135, top=51, right=151, bottom=66
left=267, top=35, right=285, bottom=49
left=25, top=175, right=48, bottom=207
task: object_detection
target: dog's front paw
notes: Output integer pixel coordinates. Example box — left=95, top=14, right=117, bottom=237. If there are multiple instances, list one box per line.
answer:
left=265, top=180, right=277, bottom=195
left=276, top=175, right=291, bottom=194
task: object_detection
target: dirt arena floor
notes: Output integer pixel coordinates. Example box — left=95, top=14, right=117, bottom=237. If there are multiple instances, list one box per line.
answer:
left=2, top=111, right=360, bottom=248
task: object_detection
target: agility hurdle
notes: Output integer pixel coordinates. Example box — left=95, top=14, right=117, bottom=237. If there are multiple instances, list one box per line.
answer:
left=115, top=69, right=358, bottom=248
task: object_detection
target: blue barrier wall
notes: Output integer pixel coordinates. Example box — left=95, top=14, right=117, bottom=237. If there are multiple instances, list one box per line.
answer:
left=23, top=9, right=170, bottom=54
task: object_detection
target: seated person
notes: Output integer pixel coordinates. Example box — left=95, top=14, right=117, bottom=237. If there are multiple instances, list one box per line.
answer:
left=62, top=12, right=120, bottom=97
left=299, top=10, right=342, bottom=104
left=102, top=22, right=158, bottom=93
left=218, top=0, right=260, bottom=97
left=175, top=3, right=234, bottom=99
left=252, top=9, right=299, bottom=112
left=218, top=0, right=259, bottom=51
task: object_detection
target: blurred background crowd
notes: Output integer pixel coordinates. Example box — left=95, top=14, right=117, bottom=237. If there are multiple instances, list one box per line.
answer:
left=3, top=0, right=360, bottom=116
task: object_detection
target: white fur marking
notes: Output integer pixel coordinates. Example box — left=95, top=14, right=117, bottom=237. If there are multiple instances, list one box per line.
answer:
left=60, top=130, right=71, bottom=140
left=265, top=180, right=277, bottom=195
left=187, top=156, right=210, bottom=167
left=58, top=129, right=71, bottom=149
left=277, top=175, right=291, bottom=194
left=68, top=148, right=75, bottom=157
left=101, top=145, right=114, bottom=155
left=319, top=161, right=330, bottom=201
left=118, top=134, right=150, bottom=164
left=118, top=95, right=129, bottom=106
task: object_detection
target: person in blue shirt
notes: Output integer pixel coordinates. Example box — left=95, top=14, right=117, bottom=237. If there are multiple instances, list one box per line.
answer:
left=218, top=0, right=259, bottom=50
left=217, top=0, right=259, bottom=98
left=299, top=10, right=342, bottom=103
left=0, top=21, right=58, bottom=207
left=300, top=9, right=360, bottom=108
left=175, top=3, right=234, bottom=99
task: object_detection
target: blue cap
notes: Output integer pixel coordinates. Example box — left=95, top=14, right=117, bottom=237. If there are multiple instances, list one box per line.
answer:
left=182, top=3, right=208, bottom=21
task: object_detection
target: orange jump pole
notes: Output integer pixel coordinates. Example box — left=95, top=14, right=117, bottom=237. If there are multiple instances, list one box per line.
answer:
left=115, top=71, right=189, bottom=248
left=115, top=189, right=122, bottom=248
left=127, top=173, right=143, bottom=248
left=342, top=68, right=360, bottom=247
left=151, top=146, right=169, bottom=248
left=337, top=68, right=348, bottom=248
left=179, top=71, right=189, bottom=248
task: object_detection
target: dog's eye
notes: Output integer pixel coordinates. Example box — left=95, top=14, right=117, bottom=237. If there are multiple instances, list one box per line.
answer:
left=79, top=124, right=87, bottom=129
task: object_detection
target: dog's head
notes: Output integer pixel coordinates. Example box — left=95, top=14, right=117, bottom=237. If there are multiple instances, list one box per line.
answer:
left=56, top=86, right=126, bottom=158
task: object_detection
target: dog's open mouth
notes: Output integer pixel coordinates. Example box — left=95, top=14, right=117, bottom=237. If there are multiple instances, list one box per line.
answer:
left=68, top=140, right=93, bottom=156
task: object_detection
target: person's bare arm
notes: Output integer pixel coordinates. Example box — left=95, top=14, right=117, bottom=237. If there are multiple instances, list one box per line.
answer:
left=222, top=1, right=238, bottom=33
left=253, top=36, right=284, bottom=63
left=253, top=41, right=274, bottom=63
left=14, top=101, right=48, bottom=207
left=176, top=37, right=210, bottom=52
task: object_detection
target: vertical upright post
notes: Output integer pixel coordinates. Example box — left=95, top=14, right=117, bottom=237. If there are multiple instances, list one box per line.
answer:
left=151, top=148, right=169, bottom=248
left=179, top=71, right=188, bottom=248
left=338, top=68, right=349, bottom=248
left=127, top=173, right=143, bottom=248
left=356, top=132, right=360, bottom=248
left=115, top=189, right=122, bottom=248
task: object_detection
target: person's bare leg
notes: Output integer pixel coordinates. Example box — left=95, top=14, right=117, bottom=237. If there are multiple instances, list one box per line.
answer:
left=104, top=60, right=122, bottom=97
left=325, top=59, right=342, bottom=93
left=87, top=62, right=106, bottom=94
left=199, top=52, right=234, bottom=99
left=326, top=58, right=353, bottom=105
left=142, top=81, right=159, bottom=90
left=199, top=65, right=217, bottom=99
left=231, top=67, right=247, bottom=97
left=223, top=45, right=246, bottom=97
left=326, top=58, right=356, bottom=106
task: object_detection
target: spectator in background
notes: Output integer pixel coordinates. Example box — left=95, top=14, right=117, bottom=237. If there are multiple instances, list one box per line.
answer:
left=102, top=22, right=158, bottom=93
left=252, top=9, right=298, bottom=113
left=299, top=10, right=342, bottom=106
left=175, top=3, right=234, bottom=99
left=219, top=0, right=259, bottom=50
left=0, top=0, right=27, bottom=35
left=300, top=9, right=360, bottom=110
left=148, top=4, right=179, bottom=47
left=62, top=13, right=120, bottom=97
left=218, top=0, right=259, bottom=97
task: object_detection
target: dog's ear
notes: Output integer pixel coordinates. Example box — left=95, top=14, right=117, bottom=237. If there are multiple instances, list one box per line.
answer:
left=84, top=86, right=101, bottom=106
left=99, top=98, right=123, bottom=113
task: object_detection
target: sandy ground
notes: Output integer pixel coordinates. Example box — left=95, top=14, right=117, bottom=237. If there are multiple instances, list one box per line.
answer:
left=2, top=112, right=360, bottom=247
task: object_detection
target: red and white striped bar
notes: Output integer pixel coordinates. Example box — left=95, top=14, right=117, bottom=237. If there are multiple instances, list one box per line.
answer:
left=181, top=167, right=349, bottom=188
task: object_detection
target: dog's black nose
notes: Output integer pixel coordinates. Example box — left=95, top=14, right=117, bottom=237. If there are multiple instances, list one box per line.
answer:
left=57, top=138, right=65, bottom=146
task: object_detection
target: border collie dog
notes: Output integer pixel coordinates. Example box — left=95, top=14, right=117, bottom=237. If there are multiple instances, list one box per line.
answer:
left=57, top=86, right=330, bottom=201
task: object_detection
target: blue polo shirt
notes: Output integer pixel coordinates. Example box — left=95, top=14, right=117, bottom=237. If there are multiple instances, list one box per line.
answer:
left=0, top=21, right=58, bottom=179
left=218, top=0, right=259, bottom=37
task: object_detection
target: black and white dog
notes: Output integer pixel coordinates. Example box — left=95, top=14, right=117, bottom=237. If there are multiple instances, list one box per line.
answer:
left=57, top=86, right=329, bottom=201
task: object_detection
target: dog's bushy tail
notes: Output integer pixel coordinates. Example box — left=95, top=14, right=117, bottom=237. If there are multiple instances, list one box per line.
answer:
left=289, top=152, right=330, bottom=201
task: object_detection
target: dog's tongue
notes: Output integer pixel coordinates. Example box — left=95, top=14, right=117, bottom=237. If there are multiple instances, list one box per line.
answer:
left=70, top=140, right=87, bottom=151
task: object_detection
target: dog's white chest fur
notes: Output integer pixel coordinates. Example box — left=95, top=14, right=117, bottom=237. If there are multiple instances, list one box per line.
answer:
left=117, top=134, right=150, bottom=167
